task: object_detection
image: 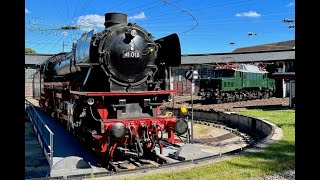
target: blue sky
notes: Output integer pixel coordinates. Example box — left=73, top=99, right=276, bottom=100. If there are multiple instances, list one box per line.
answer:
left=25, top=0, right=295, bottom=54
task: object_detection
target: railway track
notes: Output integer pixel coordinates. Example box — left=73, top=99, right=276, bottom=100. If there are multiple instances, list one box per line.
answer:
left=25, top=100, right=256, bottom=179
left=107, top=155, right=169, bottom=172
left=194, top=119, right=255, bottom=145
left=84, top=119, right=255, bottom=173
left=26, top=95, right=283, bottom=179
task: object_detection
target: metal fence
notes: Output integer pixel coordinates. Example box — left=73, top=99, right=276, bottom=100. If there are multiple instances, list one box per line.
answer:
left=172, top=79, right=200, bottom=95
left=25, top=99, right=54, bottom=170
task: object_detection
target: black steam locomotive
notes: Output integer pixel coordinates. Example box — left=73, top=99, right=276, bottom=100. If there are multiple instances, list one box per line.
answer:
left=33, top=13, right=188, bottom=162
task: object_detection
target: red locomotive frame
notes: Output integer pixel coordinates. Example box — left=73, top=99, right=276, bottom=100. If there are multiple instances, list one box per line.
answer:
left=39, top=82, right=183, bottom=161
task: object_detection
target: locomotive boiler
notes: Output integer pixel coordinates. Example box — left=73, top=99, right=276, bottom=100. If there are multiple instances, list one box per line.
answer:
left=33, top=12, right=188, bottom=162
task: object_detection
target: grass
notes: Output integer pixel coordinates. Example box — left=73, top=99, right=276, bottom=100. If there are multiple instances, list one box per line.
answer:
left=125, top=109, right=295, bottom=180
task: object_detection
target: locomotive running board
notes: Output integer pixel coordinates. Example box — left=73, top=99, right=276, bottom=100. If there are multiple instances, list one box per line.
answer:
left=70, top=90, right=177, bottom=96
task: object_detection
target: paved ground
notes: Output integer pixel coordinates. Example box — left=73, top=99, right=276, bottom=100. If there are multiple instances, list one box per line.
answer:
left=25, top=120, right=50, bottom=179
left=25, top=96, right=288, bottom=179
left=191, top=124, right=248, bottom=155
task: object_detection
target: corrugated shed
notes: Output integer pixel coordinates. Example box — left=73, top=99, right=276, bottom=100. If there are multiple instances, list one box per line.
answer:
left=181, top=50, right=295, bottom=65
left=233, top=40, right=295, bottom=53
left=25, top=53, right=53, bottom=65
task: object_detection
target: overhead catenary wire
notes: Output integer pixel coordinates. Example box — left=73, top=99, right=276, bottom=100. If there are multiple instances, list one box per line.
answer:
left=141, top=9, right=293, bottom=24
left=73, top=0, right=94, bottom=21
left=71, top=0, right=81, bottom=23
left=26, top=27, right=82, bottom=53
left=122, top=0, right=161, bottom=14
left=49, top=35, right=66, bottom=53
left=26, top=41, right=71, bottom=46
left=161, top=0, right=198, bottom=35
left=25, top=0, right=94, bottom=53
left=25, top=0, right=295, bottom=54
left=79, top=0, right=261, bottom=29
left=106, top=0, right=130, bottom=12
left=65, top=0, right=70, bottom=25
left=69, top=0, right=254, bottom=27
left=31, top=35, right=59, bottom=49
left=141, top=20, right=284, bottom=28
left=140, top=2, right=252, bottom=22
left=126, top=0, right=184, bottom=14
left=138, top=11, right=294, bottom=26
left=48, top=0, right=68, bottom=24
left=128, top=0, right=254, bottom=17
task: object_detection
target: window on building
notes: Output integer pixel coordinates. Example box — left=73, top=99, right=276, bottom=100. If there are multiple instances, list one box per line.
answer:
left=25, top=68, right=37, bottom=83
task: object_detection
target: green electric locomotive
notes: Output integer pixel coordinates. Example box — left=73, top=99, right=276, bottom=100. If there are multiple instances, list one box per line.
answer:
left=198, top=64, right=275, bottom=103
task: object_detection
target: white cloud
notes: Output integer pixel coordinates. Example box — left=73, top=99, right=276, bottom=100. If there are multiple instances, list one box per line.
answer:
left=286, top=2, right=295, bottom=7
left=25, top=8, right=30, bottom=13
left=128, top=12, right=146, bottom=21
left=75, top=14, right=104, bottom=31
left=235, top=11, right=261, bottom=18
left=62, top=31, right=69, bottom=36
left=75, top=12, right=147, bottom=31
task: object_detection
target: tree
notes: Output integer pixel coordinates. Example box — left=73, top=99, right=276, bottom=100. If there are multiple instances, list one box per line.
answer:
left=25, top=48, right=36, bottom=54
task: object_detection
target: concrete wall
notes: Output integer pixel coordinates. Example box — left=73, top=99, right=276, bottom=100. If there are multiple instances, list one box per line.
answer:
left=25, top=82, right=33, bottom=97
left=168, top=109, right=274, bottom=140
left=289, top=80, right=295, bottom=108
left=25, top=68, right=36, bottom=97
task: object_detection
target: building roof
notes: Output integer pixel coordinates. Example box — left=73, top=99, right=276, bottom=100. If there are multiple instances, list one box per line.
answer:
left=236, top=64, right=267, bottom=73
left=181, top=49, right=295, bottom=65
left=233, top=40, right=295, bottom=53
left=25, top=53, right=53, bottom=65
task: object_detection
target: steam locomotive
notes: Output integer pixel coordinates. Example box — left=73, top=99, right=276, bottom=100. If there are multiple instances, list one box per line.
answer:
left=33, top=12, right=188, bottom=162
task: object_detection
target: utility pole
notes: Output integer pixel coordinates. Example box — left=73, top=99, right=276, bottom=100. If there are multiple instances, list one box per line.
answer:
left=191, top=78, right=194, bottom=143
left=185, top=68, right=198, bottom=144
left=191, top=69, right=198, bottom=143
left=186, top=68, right=199, bottom=144
left=62, top=41, right=66, bottom=52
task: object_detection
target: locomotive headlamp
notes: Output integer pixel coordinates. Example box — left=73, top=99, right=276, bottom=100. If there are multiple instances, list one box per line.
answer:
left=130, top=29, right=137, bottom=37
left=125, top=29, right=137, bottom=40
left=174, top=118, right=188, bottom=135
left=87, top=98, right=95, bottom=105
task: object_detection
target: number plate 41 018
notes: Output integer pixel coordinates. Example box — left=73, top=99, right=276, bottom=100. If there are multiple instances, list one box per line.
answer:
left=122, top=51, right=141, bottom=58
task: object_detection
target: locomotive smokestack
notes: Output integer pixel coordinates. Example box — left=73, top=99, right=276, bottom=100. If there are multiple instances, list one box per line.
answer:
left=104, top=13, right=128, bottom=28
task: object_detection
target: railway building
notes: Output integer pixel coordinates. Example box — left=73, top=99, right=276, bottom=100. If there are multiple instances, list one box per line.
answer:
left=25, top=53, right=53, bottom=97
left=171, top=40, right=295, bottom=98
left=25, top=40, right=295, bottom=99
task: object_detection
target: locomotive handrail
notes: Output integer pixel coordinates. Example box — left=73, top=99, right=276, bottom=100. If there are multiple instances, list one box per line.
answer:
left=25, top=99, right=54, bottom=170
